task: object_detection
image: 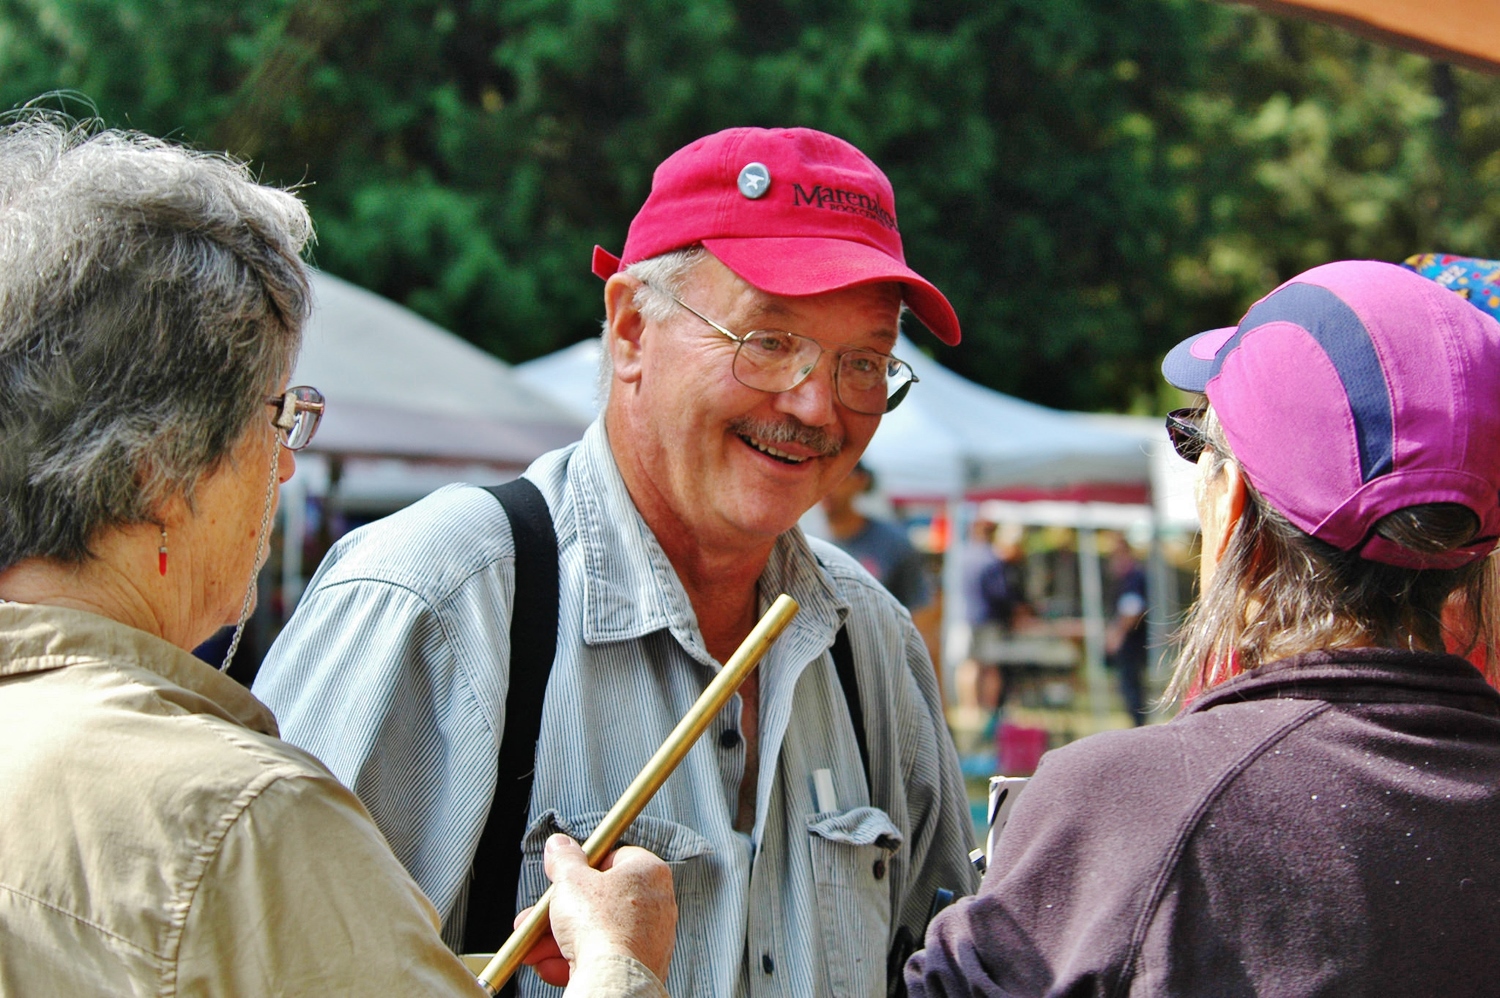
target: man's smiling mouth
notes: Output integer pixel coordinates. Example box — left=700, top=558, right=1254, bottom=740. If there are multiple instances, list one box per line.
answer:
left=728, top=416, right=842, bottom=467
left=739, top=433, right=811, bottom=464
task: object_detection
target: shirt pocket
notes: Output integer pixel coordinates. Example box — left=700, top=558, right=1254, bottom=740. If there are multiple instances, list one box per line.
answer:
left=807, top=806, right=904, bottom=998
left=519, top=808, right=715, bottom=907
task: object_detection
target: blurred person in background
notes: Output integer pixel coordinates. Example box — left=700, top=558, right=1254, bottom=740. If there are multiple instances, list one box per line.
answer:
left=1103, top=533, right=1150, bottom=726
left=980, top=525, right=1031, bottom=636
left=954, top=520, right=1000, bottom=731
left=820, top=460, right=932, bottom=611
left=955, top=523, right=1032, bottom=739
left=906, top=260, right=1500, bottom=995
left=0, top=113, right=672, bottom=997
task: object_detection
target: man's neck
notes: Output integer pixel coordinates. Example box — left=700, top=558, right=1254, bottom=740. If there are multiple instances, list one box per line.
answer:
left=656, top=527, right=770, bottom=664
left=603, top=414, right=782, bottom=663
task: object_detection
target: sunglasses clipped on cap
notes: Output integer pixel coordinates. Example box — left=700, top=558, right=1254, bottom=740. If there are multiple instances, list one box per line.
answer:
left=1166, top=407, right=1208, bottom=463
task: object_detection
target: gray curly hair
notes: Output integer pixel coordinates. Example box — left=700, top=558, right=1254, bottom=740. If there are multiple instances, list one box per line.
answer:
left=0, top=114, right=313, bottom=570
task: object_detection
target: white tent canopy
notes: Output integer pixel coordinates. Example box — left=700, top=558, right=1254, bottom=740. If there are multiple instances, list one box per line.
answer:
left=292, top=271, right=587, bottom=467
left=1076, top=413, right=1201, bottom=531
left=514, top=335, right=1151, bottom=501
left=871, top=337, right=1149, bottom=500
left=513, top=337, right=605, bottom=424
left=276, top=273, right=591, bottom=610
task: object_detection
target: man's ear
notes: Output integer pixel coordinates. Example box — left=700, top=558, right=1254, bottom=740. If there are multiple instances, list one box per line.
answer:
left=603, top=275, right=646, bottom=385
left=1213, top=459, right=1248, bottom=562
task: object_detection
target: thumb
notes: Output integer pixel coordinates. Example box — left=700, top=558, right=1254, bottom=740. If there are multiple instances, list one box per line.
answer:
left=543, top=833, right=589, bottom=883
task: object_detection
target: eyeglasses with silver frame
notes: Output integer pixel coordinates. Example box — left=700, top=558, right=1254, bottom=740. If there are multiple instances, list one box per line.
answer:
left=644, top=282, right=918, bottom=415
left=265, top=385, right=326, bottom=451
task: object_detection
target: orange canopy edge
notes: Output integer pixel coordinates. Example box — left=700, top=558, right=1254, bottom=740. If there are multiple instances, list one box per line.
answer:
left=1226, top=0, right=1500, bottom=74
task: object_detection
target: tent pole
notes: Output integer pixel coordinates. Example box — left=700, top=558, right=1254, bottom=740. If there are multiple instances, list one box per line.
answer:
left=940, top=496, right=973, bottom=713
left=1145, top=511, right=1173, bottom=692
left=1077, top=524, right=1110, bottom=728
left=280, top=461, right=309, bottom=620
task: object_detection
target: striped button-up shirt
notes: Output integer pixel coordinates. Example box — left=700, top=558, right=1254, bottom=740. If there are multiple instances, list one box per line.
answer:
left=255, top=421, right=976, bottom=997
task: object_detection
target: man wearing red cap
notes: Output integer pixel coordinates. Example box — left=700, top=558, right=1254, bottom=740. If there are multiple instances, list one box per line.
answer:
left=256, top=127, right=977, bottom=997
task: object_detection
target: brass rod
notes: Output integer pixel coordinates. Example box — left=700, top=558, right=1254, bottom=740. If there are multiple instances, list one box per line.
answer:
left=477, top=593, right=800, bottom=994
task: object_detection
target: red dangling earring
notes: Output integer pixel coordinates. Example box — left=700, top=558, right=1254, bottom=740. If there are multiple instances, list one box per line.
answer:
left=158, top=527, right=168, bottom=577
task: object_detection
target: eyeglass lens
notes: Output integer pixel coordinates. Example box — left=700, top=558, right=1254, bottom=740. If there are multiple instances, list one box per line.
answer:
left=732, top=331, right=913, bottom=415
left=270, top=386, right=325, bottom=451
left=1165, top=407, right=1207, bottom=463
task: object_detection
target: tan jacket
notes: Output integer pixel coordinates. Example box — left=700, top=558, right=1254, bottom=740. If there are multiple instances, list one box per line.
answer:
left=0, top=601, right=489, bottom=997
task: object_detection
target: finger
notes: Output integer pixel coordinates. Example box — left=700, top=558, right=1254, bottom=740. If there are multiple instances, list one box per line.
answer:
left=596, top=845, right=675, bottom=899
left=531, top=954, right=571, bottom=988
left=516, top=902, right=565, bottom=969
left=519, top=932, right=564, bottom=968
left=596, top=844, right=657, bottom=873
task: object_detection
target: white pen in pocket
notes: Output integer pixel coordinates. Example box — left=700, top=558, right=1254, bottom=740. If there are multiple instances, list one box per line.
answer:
left=812, top=767, right=838, bottom=813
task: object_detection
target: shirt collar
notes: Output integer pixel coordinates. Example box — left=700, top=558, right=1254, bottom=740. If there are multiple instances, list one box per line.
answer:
left=0, top=601, right=279, bottom=735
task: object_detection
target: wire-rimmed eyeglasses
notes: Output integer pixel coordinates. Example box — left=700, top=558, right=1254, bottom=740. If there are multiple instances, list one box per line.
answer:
left=1166, top=407, right=1208, bottom=463
left=647, top=283, right=918, bottom=415
left=265, top=385, right=325, bottom=451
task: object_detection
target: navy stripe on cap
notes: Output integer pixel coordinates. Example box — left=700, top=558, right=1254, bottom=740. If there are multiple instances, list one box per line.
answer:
left=1210, top=283, right=1394, bottom=482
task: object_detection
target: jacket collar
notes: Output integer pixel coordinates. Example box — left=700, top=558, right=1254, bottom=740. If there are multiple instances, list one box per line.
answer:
left=1187, top=647, right=1500, bottom=718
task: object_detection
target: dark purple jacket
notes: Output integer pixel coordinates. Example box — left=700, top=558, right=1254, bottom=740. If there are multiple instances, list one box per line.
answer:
left=907, top=649, right=1500, bottom=997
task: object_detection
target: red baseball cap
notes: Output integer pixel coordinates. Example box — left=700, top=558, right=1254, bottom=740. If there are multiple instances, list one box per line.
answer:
left=592, top=127, right=961, bottom=345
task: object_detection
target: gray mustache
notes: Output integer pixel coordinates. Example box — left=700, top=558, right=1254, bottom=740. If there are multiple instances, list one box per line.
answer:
left=729, top=417, right=842, bottom=457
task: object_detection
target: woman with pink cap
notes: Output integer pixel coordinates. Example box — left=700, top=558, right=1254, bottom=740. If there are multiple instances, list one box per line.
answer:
left=905, top=260, right=1500, bottom=996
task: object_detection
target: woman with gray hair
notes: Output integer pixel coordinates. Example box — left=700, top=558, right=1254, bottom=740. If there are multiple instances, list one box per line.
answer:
left=906, top=260, right=1500, bottom=996
left=0, top=114, right=671, bottom=998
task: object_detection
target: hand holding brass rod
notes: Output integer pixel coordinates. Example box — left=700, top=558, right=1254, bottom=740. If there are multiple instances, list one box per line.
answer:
left=477, top=593, right=801, bottom=994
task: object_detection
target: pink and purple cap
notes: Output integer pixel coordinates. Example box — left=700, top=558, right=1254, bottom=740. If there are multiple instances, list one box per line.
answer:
left=1161, top=259, right=1500, bottom=569
left=591, top=126, right=961, bottom=346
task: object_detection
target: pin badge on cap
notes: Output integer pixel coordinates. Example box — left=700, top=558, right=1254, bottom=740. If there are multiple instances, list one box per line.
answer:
left=591, top=127, right=963, bottom=344
left=737, top=162, right=770, bottom=199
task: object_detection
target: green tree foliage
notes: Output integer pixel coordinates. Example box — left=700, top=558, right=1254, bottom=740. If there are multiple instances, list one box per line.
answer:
left=1, top=0, right=1496, bottom=411
left=1171, top=18, right=1500, bottom=317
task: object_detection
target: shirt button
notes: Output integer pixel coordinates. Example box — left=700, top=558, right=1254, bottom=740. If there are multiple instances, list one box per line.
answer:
left=762, top=953, right=775, bottom=975
left=719, top=728, right=742, bottom=749
left=873, top=858, right=887, bottom=880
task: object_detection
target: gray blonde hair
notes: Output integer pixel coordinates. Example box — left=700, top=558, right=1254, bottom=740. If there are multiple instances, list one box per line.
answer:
left=594, top=245, right=707, bottom=405
left=624, top=245, right=707, bottom=321
left=1169, top=405, right=1500, bottom=703
left=0, top=114, right=313, bottom=570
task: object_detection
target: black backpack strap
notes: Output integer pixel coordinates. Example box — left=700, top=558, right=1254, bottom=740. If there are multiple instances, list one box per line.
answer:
left=831, top=625, right=871, bottom=791
left=834, top=625, right=909, bottom=996
left=462, top=479, right=559, bottom=963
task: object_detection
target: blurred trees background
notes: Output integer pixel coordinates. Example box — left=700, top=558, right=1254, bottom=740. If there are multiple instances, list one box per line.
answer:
left=1, top=0, right=1496, bottom=411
